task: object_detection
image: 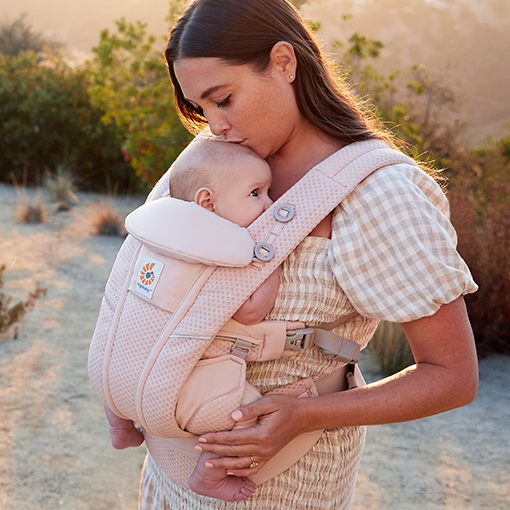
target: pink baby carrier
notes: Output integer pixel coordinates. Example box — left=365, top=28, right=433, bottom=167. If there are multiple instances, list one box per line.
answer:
left=88, top=139, right=416, bottom=486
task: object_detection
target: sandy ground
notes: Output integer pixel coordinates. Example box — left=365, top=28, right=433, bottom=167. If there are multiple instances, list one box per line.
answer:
left=0, top=184, right=508, bottom=510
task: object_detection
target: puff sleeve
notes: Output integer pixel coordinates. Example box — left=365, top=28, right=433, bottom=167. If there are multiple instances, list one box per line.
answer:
left=330, top=163, right=478, bottom=322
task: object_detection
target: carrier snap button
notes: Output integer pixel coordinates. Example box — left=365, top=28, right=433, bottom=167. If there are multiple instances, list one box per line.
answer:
left=253, top=242, right=275, bottom=262
left=274, top=204, right=295, bottom=223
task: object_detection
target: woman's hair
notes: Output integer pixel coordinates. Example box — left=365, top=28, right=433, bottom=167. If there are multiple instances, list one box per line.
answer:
left=165, top=0, right=391, bottom=146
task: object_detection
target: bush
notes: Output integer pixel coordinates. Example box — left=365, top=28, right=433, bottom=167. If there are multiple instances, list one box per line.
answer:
left=87, top=18, right=192, bottom=186
left=0, top=50, right=136, bottom=192
left=0, top=14, right=62, bottom=56
left=0, top=264, right=47, bottom=338
left=448, top=137, right=510, bottom=355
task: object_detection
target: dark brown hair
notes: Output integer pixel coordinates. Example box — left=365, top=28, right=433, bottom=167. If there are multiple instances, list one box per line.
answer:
left=165, top=0, right=389, bottom=146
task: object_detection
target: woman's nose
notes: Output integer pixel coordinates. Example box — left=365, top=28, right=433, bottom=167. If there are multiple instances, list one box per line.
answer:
left=206, top=111, right=230, bottom=137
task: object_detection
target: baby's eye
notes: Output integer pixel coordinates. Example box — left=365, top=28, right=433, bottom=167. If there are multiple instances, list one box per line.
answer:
left=216, top=94, right=232, bottom=109
left=250, top=189, right=259, bottom=197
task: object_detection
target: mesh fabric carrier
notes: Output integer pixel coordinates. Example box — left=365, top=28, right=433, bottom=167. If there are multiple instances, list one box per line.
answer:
left=88, top=139, right=417, bottom=486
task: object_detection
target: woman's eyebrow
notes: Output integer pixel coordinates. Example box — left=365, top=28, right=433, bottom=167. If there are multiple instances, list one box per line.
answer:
left=200, top=84, right=227, bottom=100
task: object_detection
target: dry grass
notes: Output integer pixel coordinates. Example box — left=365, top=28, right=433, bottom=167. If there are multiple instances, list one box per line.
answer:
left=87, top=201, right=126, bottom=237
left=43, top=166, right=79, bottom=206
left=368, top=321, right=415, bottom=376
left=16, top=195, right=46, bottom=224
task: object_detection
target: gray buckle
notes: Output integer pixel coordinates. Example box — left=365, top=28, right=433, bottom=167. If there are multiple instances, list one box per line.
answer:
left=285, top=328, right=315, bottom=351
left=322, top=338, right=360, bottom=364
left=274, top=204, right=295, bottom=223
left=253, top=242, right=275, bottom=262
left=230, top=338, right=253, bottom=359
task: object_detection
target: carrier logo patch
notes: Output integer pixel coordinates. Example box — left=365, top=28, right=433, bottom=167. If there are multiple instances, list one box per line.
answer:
left=135, top=256, right=164, bottom=299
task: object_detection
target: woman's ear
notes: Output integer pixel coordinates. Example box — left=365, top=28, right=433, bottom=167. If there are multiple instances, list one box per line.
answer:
left=195, top=187, right=215, bottom=212
left=269, top=41, right=297, bottom=82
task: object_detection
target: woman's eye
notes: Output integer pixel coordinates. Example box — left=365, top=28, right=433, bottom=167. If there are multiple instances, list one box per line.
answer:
left=216, top=94, right=232, bottom=109
left=250, top=189, right=259, bottom=197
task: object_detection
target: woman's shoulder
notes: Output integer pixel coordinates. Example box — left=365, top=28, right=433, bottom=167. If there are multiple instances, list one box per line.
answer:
left=334, top=161, right=449, bottom=221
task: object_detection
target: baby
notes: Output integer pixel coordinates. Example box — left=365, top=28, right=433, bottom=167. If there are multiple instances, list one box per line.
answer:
left=104, top=140, right=280, bottom=502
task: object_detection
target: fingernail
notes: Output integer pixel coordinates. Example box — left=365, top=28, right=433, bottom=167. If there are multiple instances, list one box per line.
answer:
left=227, top=471, right=235, bottom=476
left=194, top=445, right=202, bottom=451
left=204, top=462, right=213, bottom=468
left=231, top=410, right=243, bottom=421
left=198, top=437, right=208, bottom=443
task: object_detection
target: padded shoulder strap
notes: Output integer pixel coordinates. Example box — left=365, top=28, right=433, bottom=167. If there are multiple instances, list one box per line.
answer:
left=136, top=140, right=417, bottom=437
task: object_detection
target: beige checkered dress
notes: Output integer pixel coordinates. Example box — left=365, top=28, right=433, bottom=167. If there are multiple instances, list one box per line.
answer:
left=138, top=163, right=477, bottom=510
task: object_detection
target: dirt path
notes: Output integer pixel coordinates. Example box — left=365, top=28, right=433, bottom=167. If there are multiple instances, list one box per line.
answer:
left=0, top=184, right=508, bottom=509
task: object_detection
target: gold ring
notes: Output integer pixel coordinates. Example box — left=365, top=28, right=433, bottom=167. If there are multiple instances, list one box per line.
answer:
left=249, top=456, right=258, bottom=469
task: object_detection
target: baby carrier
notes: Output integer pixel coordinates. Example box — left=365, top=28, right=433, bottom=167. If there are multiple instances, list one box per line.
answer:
left=88, top=139, right=417, bottom=486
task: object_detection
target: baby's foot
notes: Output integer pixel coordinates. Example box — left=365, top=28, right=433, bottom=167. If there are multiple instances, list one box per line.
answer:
left=189, top=460, right=257, bottom=502
left=109, top=424, right=144, bottom=450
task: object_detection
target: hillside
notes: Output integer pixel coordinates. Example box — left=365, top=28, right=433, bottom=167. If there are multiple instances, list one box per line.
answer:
left=304, top=0, right=510, bottom=145
left=1, top=0, right=509, bottom=146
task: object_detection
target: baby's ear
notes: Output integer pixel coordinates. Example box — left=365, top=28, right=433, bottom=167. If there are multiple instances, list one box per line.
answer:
left=194, top=187, right=215, bottom=212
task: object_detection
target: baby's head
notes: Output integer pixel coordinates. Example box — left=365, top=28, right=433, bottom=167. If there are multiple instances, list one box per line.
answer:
left=170, top=140, right=272, bottom=228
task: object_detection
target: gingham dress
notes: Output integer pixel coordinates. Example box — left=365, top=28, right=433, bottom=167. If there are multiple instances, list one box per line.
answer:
left=138, top=163, right=477, bottom=510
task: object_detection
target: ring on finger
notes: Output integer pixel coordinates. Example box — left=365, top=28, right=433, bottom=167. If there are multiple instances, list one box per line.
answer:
left=249, top=456, right=258, bottom=469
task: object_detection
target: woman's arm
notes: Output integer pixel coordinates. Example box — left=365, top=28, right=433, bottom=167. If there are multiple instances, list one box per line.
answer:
left=232, top=267, right=280, bottom=325
left=194, top=296, right=478, bottom=475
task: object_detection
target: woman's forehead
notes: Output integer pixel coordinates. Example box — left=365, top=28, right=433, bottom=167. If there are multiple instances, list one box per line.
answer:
left=174, top=58, right=255, bottom=98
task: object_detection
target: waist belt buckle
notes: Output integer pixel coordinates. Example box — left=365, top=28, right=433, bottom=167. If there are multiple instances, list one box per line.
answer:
left=285, top=328, right=315, bottom=351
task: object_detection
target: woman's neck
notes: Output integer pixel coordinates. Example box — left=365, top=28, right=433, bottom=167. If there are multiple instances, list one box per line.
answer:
left=267, top=123, right=344, bottom=200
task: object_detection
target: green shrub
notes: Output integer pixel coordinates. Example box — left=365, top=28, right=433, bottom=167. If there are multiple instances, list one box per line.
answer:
left=0, top=50, right=135, bottom=192
left=87, top=18, right=192, bottom=186
left=0, top=14, right=62, bottom=56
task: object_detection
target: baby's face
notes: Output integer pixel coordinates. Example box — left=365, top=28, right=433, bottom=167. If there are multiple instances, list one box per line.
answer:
left=213, top=157, right=273, bottom=228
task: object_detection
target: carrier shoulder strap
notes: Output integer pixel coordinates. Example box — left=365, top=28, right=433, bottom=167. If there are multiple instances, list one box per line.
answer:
left=135, top=139, right=417, bottom=437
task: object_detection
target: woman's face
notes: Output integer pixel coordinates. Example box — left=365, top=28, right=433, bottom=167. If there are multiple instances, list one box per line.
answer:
left=173, top=57, right=302, bottom=159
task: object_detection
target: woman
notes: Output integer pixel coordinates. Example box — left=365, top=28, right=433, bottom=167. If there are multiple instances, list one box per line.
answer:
left=137, top=0, right=479, bottom=507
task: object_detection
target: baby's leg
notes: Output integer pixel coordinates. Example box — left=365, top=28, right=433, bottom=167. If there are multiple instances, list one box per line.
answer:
left=188, top=451, right=257, bottom=502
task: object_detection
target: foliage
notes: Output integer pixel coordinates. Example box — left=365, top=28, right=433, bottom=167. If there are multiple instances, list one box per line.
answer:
left=0, top=264, right=47, bottom=337
left=336, top=25, right=510, bottom=354
left=0, top=50, right=134, bottom=191
left=369, top=321, right=415, bottom=376
left=334, top=31, right=458, bottom=166
left=448, top=137, right=510, bottom=355
left=86, top=18, right=192, bottom=185
left=0, top=14, right=62, bottom=56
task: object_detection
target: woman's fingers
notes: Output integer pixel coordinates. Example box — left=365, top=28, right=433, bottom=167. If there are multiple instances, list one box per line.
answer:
left=195, top=394, right=305, bottom=463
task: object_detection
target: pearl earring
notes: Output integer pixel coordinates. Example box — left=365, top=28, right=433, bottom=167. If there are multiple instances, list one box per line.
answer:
left=289, top=75, right=294, bottom=81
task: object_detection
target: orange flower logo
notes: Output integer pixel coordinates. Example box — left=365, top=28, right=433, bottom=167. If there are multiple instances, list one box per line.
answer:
left=140, top=262, right=156, bottom=286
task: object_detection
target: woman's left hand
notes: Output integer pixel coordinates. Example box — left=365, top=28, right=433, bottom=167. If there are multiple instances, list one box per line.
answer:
left=194, top=393, right=306, bottom=476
